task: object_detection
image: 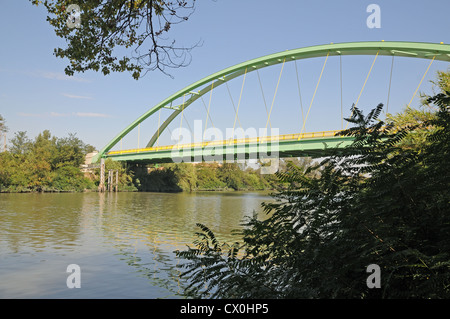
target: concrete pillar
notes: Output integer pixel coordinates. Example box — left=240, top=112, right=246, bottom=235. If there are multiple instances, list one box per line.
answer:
left=115, top=170, right=119, bottom=192
left=98, top=158, right=105, bottom=192
left=108, top=170, right=112, bottom=192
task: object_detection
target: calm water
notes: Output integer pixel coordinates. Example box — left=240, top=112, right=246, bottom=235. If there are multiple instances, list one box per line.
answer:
left=0, top=191, right=272, bottom=299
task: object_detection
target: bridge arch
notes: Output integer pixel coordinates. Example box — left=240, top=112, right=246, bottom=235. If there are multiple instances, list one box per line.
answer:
left=93, top=41, right=450, bottom=163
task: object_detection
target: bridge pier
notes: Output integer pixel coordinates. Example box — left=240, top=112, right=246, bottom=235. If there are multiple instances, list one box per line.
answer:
left=98, top=158, right=106, bottom=192
left=115, top=170, right=119, bottom=192
left=107, top=169, right=119, bottom=192
left=107, top=170, right=112, bottom=192
left=97, top=158, right=120, bottom=192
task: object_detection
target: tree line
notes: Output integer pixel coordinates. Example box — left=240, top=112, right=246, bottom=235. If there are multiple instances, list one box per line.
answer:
left=0, top=122, right=314, bottom=193
left=0, top=130, right=96, bottom=192
left=133, top=158, right=315, bottom=193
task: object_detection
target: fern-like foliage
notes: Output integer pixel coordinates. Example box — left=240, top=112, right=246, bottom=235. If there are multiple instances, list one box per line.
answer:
left=176, top=89, right=450, bottom=299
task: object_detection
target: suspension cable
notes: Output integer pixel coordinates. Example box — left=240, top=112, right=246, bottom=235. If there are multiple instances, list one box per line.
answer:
left=203, top=81, right=215, bottom=141
left=407, top=56, right=435, bottom=109
left=232, top=67, right=248, bottom=133
left=200, top=96, right=216, bottom=131
left=156, top=109, right=161, bottom=147
left=178, top=93, right=187, bottom=147
left=298, top=52, right=329, bottom=140
left=386, top=55, right=395, bottom=114
left=256, top=69, right=271, bottom=129
left=225, top=82, right=243, bottom=130
left=183, top=113, right=193, bottom=136
left=294, top=60, right=305, bottom=129
left=340, top=54, right=343, bottom=130
left=266, top=58, right=286, bottom=130
left=345, top=50, right=379, bottom=129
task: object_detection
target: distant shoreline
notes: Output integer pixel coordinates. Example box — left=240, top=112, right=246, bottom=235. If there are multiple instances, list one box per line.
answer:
left=0, top=187, right=277, bottom=194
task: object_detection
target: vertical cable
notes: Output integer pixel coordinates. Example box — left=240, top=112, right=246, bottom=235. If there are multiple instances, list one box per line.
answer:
left=203, top=81, right=215, bottom=142
left=226, top=82, right=243, bottom=130
left=386, top=55, right=395, bottom=115
left=200, top=96, right=217, bottom=132
left=232, top=68, right=248, bottom=134
left=294, top=60, right=305, bottom=129
left=176, top=94, right=187, bottom=149
left=407, top=56, right=435, bottom=109
left=299, top=53, right=329, bottom=139
left=257, top=69, right=271, bottom=129
left=345, top=51, right=379, bottom=129
left=266, top=58, right=286, bottom=130
left=340, top=54, right=343, bottom=130
left=156, top=109, right=161, bottom=147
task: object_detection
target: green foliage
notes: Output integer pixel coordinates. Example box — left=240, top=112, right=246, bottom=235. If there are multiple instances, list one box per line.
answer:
left=52, top=165, right=94, bottom=191
left=9, top=131, right=32, bottom=155
left=386, top=107, right=436, bottom=151
left=134, top=161, right=283, bottom=193
left=196, top=163, right=226, bottom=190
left=217, top=163, right=245, bottom=191
left=52, top=133, right=87, bottom=168
left=169, top=163, right=198, bottom=192
left=0, top=129, right=98, bottom=192
left=96, top=159, right=138, bottom=192
left=428, top=69, right=450, bottom=94
left=30, top=0, right=199, bottom=79
left=0, top=114, right=7, bottom=134
left=387, top=69, right=450, bottom=151
left=130, top=163, right=180, bottom=192
left=176, top=85, right=450, bottom=298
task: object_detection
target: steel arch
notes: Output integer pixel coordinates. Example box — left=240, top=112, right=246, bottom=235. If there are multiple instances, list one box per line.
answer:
left=93, top=41, right=450, bottom=163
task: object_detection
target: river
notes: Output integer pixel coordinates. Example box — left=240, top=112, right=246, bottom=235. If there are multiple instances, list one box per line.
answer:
left=0, top=191, right=272, bottom=298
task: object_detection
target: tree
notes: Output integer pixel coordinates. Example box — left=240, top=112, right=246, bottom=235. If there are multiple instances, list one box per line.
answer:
left=171, top=162, right=197, bottom=192
left=176, top=84, right=450, bottom=298
left=386, top=70, right=450, bottom=151
left=31, top=0, right=200, bottom=79
left=2, top=129, right=99, bottom=192
left=218, top=162, right=245, bottom=191
left=386, top=107, right=436, bottom=151
left=195, top=163, right=226, bottom=190
left=9, top=131, right=32, bottom=155
left=0, top=114, right=7, bottom=134
left=427, top=70, right=450, bottom=94
left=52, top=133, right=87, bottom=168
left=0, top=114, right=8, bottom=152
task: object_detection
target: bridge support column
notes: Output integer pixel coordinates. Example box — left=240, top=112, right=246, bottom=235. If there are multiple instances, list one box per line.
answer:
left=115, top=170, right=119, bottom=192
left=98, top=158, right=106, bottom=192
left=107, top=170, right=112, bottom=192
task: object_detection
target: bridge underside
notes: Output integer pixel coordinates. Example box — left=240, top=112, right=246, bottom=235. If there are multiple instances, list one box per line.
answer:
left=105, top=136, right=355, bottom=164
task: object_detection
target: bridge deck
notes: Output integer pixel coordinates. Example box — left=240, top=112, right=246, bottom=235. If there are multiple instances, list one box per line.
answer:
left=105, top=130, right=354, bottom=163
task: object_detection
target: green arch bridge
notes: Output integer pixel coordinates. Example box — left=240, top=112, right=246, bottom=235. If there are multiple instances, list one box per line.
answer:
left=92, top=41, right=450, bottom=165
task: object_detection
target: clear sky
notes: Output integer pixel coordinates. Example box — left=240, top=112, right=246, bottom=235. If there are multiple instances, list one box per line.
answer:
left=0, top=0, right=449, bottom=151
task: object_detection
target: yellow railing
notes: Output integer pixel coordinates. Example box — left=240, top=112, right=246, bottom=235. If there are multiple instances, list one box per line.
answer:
left=107, top=130, right=344, bottom=156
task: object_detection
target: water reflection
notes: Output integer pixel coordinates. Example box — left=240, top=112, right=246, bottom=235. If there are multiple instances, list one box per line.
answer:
left=0, top=191, right=271, bottom=298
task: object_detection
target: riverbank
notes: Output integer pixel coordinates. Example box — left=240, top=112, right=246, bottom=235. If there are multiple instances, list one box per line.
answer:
left=0, top=129, right=307, bottom=194
left=0, top=185, right=278, bottom=194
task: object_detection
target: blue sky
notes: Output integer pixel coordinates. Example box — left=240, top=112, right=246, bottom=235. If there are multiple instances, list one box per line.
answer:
left=0, top=0, right=449, bottom=151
